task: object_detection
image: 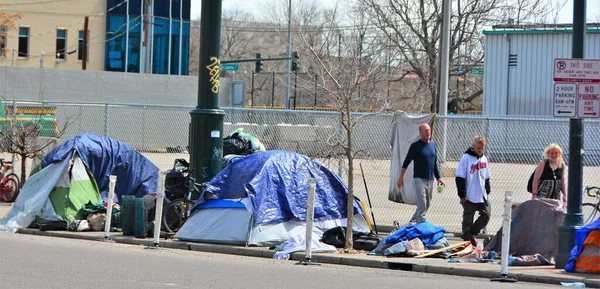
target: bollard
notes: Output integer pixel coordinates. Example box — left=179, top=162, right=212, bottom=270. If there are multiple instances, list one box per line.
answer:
left=296, top=178, right=319, bottom=266
left=104, top=175, right=117, bottom=240
left=491, top=191, right=517, bottom=283
left=153, top=176, right=165, bottom=247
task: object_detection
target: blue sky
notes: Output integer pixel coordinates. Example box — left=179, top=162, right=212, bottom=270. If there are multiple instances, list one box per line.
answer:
left=190, top=0, right=600, bottom=23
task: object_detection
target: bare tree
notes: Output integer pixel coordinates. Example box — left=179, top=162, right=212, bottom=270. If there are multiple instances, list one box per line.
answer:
left=188, top=8, right=259, bottom=75
left=276, top=0, right=387, bottom=251
left=220, top=8, right=261, bottom=60
left=361, top=0, right=563, bottom=113
left=0, top=98, right=71, bottom=184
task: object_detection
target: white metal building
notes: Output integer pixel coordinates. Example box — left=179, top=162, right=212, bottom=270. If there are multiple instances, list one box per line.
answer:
left=483, top=25, right=600, bottom=116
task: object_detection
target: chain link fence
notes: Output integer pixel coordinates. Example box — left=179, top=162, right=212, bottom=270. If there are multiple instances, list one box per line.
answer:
left=9, top=100, right=600, bottom=234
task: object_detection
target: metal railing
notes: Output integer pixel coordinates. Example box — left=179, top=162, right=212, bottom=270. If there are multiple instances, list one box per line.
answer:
left=8, top=99, right=600, bottom=234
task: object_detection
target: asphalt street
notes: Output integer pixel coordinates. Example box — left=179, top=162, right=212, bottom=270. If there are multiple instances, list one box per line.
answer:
left=0, top=233, right=561, bottom=289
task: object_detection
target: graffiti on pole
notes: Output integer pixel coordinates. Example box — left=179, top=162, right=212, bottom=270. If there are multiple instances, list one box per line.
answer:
left=206, top=56, right=221, bottom=93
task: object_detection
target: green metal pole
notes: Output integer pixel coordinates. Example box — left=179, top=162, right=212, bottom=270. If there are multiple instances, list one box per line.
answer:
left=555, top=0, right=585, bottom=269
left=190, top=0, right=225, bottom=185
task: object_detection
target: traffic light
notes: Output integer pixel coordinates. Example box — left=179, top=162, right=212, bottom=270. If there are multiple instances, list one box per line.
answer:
left=255, top=53, right=263, bottom=73
left=448, top=98, right=459, bottom=115
left=291, top=51, right=299, bottom=72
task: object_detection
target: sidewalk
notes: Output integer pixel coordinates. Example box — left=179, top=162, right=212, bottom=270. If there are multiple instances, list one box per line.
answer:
left=2, top=203, right=599, bottom=287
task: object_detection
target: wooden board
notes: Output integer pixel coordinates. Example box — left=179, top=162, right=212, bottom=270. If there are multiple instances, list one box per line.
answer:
left=447, top=244, right=474, bottom=258
left=413, top=241, right=470, bottom=258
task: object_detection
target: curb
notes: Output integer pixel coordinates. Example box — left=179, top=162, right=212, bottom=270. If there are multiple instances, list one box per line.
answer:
left=15, top=228, right=600, bottom=288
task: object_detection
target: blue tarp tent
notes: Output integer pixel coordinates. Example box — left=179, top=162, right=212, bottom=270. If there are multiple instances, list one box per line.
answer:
left=176, top=150, right=370, bottom=246
left=565, top=217, right=600, bottom=273
left=202, top=150, right=364, bottom=225
left=41, top=133, right=159, bottom=201
left=1, top=134, right=159, bottom=232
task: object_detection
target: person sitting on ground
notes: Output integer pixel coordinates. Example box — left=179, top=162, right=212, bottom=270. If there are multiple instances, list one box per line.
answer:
left=455, top=136, right=491, bottom=247
left=531, top=143, right=567, bottom=208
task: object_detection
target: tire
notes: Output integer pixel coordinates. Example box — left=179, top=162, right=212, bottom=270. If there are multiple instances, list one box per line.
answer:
left=6, top=172, right=20, bottom=193
left=0, top=175, right=19, bottom=203
left=161, top=199, right=195, bottom=233
left=582, top=203, right=600, bottom=225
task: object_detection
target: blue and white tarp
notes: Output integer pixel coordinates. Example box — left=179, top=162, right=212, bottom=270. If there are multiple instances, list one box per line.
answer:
left=41, top=133, right=159, bottom=201
left=200, top=150, right=364, bottom=226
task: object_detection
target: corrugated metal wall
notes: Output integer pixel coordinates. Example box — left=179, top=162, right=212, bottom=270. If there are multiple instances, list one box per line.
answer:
left=483, top=31, right=600, bottom=116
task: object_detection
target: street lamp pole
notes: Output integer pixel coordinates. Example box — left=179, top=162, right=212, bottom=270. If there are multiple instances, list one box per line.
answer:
left=556, top=0, right=586, bottom=269
left=189, top=0, right=225, bottom=185
left=285, top=0, right=292, bottom=109
left=438, top=0, right=451, bottom=115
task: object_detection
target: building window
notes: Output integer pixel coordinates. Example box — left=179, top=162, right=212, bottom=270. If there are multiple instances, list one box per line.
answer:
left=56, top=29, right=67, bottom=60
left=0, top=26, right=6, bottom=57
left=78, top=30, right=89, bottom=61
left=18, top=27, right=29, bottom=58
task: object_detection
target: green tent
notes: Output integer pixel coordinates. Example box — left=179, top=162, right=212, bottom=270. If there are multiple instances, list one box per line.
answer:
left=46, top=154, right=102, bottom=223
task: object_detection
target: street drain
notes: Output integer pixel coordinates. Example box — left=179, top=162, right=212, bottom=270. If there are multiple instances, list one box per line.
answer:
left=387, top=262, right=414, bottom=271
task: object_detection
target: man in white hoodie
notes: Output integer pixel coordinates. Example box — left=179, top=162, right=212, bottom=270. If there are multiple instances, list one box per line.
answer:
left=455, top=136, right=491, bottom=247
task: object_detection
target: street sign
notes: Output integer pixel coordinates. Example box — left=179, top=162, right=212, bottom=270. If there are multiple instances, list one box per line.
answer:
left=577, top=83, right=600, bottom=118
left=553, top=83, right=577, bottom=118
left=470, top=67, right=484, bottom=76
left=221, top=64, right=239, bottom=71
left=554, top=58, right=600, bottom=83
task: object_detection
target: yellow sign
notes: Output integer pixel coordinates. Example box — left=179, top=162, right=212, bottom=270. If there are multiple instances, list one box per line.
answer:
left=206, top=56, right=220, bottom=93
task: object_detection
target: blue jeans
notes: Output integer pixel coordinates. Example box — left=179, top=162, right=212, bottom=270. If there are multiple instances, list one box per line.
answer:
left=410, top=178, right=434, bottom=223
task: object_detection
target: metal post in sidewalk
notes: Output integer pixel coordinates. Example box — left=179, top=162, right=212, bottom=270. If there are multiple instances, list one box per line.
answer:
left=491, top=191, right=517, bottom=283
left=152, top=175, right=165, bottom=247
left=296, top=178, right=319, bottom=266
left=103, top=175, right=117, bottom=240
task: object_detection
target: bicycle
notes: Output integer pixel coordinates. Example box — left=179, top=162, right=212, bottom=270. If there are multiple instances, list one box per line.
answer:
left=161, top=174, right=205, bottom=233
left=582, top=186, right=600, bottom=225
left=0, top=158, right=20, bottom=203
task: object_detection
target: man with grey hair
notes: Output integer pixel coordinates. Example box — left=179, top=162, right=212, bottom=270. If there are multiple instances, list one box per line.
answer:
left=397, top=123, right=445, bottom=224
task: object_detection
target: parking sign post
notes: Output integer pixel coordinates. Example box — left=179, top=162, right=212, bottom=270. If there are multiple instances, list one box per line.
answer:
left=555, top=0, right=586, bottom=269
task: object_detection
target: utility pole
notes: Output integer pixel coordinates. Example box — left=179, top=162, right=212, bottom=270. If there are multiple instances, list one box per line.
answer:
left=285, top=0, right=292, bottom=109
left=438, top=0, right=451, bottom=115
left=82, top=16, right=89, bottom=70
left=189, top=0, right=225, bottom=184
left=556, top=0, right=586, bottom=269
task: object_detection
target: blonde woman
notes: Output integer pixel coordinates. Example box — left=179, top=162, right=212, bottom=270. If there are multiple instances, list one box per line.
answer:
left=531, top=144, right=567, bottom=206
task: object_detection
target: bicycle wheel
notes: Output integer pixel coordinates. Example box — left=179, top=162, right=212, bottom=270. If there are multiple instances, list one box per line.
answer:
left=161, top=199, right=195, bottom=233
left=582, top=203, right=600, bottom=226
left=6, top=172, right=20, bottom=193
left=0, top=175, right=19, bottom=203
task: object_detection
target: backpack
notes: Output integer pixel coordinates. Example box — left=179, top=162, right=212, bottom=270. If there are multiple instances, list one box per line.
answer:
left=527, top=159, right=550, bottom=193
left=527, top=171, right=535, bottom=193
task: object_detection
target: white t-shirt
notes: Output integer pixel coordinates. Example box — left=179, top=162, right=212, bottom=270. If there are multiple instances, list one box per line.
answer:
left=455, top=153, right=490, bottom=203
